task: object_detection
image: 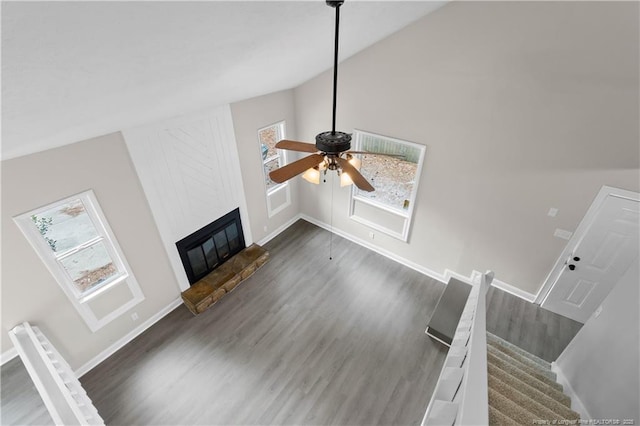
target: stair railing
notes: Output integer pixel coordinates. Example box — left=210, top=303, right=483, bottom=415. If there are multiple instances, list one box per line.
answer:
left=422, top=271, right=493, bottom=426
left=8, top=322, right=104, bottom=425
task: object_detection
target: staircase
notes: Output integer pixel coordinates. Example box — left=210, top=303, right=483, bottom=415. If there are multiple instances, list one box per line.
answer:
left=8, top=322, right=104, bottom=425
left=487, top=332, right=579, bottom=425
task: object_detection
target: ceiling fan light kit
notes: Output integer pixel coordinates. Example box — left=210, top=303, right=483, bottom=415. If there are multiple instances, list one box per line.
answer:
left=267, top=0, right=387, bottom=193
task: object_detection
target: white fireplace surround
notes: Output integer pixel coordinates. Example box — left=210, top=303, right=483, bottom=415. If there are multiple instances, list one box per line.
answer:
left=123, top=105, right=253, bottom=292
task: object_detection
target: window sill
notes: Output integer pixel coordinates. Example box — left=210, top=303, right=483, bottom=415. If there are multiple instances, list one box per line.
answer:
left=77, top=273, right=128, bottom=304
left=266, top=182, right=288, bottom=196
left=352, top=195, right=410, bottom=218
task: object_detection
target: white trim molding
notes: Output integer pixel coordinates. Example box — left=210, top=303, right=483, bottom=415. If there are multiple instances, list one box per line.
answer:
left=257, top=214, right=303, bottom=247
left=300, top=214, right=447, bottom=283
left=300, top=214, right=536, bottom=301
left=535, top=185, right=640, bottom=304
left=75, top=298, right=182, bottom=377
left=551, top=362, right=591, bottom=421
left=13, top=190, right=145, bottom=332
left=490, top=277, right=536, bottom=302
left=348, top=129, right=427, bottom=242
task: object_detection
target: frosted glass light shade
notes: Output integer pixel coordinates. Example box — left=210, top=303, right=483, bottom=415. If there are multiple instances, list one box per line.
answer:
left=302, top=167, right=320, bottom=184
left=349, top=157, right=361, bottom=170
left=340, top=156, right=361, bottom=187
left=340, top=172, right=354, bottom=187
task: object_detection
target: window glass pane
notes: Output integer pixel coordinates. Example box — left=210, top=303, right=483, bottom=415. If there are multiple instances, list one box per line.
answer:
left=258, top=125, right=280, bottom=160
left=225, top=223, right=240, bottom=252
left=32, top=199, right=99, bottom=253
left=214, top=230, right=230, bottom=259
left=355, top=137, right=421, bottom=212
left=202, top=238, right=218, bottom=269
left=187, top=246, right=208, bottom=278
left=263, top=158, right=281, bottom=192
left=59, top=242, right=118, bottom=293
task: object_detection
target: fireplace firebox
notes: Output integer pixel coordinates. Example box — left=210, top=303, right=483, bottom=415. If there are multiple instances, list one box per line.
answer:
left=176, top=208, right=246, bottom=284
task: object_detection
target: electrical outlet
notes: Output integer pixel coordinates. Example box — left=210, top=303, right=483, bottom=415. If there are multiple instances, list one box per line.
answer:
left=547, top=208, right=558, bottom=217
left=131, top=312, right=139, bottom=321
left=553, top=228, right=573, bottom=240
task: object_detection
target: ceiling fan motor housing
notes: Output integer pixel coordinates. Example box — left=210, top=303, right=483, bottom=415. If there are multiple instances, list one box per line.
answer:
left=315, top=131, right=351, bottom=154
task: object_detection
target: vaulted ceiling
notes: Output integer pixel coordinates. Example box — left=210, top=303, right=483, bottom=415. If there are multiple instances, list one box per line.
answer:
left=1, top=1, right=445, bottom=160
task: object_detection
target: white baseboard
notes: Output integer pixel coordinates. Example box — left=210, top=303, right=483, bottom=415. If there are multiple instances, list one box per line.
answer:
left=4, top=216, right=536, bottom=379
left=1, top=347, right=18, bottom=365
left=490, top=277, right=536, bottom=302
left=257, top=214, right=302, bottom=246
left=299, top=214, right=536, bottom=303
left=75, top=298, right=183, bottom=377
left=299, top=214, right=448, bottom=283
left=551, top=362, right=591, bottom=420
left=443, top=269, right=474, bottom=285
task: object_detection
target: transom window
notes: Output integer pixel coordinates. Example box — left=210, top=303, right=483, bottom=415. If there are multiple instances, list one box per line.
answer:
left=349, top=130, right=426, bottom=241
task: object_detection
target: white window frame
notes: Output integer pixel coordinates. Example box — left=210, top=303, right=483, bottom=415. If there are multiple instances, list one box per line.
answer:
left=14, top=190, right=144, bottom=332
left=258, top=121, right=291, bottom=217
left=348, top=129, right=426, bottom=242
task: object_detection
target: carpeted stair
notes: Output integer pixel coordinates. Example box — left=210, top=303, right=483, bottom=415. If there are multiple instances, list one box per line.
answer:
left=487, top=332, right=580, bottom=425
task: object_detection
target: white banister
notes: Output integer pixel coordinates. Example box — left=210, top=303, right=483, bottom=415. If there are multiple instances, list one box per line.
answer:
left=8, top=322, right=104, bottom=425
left=422, top=271, right=493, bottom=426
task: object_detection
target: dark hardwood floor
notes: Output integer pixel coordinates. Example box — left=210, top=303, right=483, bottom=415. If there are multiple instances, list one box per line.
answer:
left=485, top=286, right=582, bottom=362
left=0, top=356, right=52, bottom=425
left=0, top=219, right=583, bottom=425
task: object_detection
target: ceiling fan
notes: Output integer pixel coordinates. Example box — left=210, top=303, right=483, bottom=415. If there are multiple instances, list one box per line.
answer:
left=269, top=0, right=396, bottom=192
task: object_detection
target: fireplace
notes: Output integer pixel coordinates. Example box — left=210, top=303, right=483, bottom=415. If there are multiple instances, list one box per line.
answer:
left=176, top=208, right=246, bottom=284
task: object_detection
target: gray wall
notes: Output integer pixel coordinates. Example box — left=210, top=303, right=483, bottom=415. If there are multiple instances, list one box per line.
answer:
left=556, top=258, right=639, bottom=420
left=293, top=1, right=640, bottom=294
left=231, top=89, right=300, bottom=243
left=1, top=133, right=180, bottom=368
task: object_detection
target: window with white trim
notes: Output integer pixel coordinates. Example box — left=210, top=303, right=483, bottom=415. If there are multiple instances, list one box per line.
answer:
left=14, top=190, right=144, bottom=331
left=349, top=130, right=426, bottom=241
left=258, top=121, right=291, bottom=217
left=258, top=121, right=287, bottom=194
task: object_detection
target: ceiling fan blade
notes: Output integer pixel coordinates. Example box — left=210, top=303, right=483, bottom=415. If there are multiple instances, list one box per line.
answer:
left=337, top=157, right=375, bottom=192
left=346, top=151, right=405, bottom=159
left=269, top=153, right=325, bottom=183
left=275, top=140, right=319, bottom=153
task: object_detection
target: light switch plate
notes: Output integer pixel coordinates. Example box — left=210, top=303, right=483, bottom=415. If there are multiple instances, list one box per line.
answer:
left=548, top=208, right=558, bottom=217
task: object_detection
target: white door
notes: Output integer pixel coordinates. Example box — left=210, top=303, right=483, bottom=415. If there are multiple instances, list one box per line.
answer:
left=541, top=194, right=639, bottom=323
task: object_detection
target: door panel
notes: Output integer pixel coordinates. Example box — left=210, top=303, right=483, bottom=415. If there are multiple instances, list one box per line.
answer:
left=542, top=195, right=639, bottom=323
left=564, top=279, right=595, bottom=307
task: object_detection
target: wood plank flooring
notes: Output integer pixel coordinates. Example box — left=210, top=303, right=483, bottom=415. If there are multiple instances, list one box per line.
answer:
left=0, top=219, right=583, bottom=425
left=0, top=356, right=53, bottom=425
left=485, top=286, right=582, bottom=362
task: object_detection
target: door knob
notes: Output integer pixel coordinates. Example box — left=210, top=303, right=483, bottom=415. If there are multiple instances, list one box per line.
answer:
left=568, top=264, right=576, bottom=271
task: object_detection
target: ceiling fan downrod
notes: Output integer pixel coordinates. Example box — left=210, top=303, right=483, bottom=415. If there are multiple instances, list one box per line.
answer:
left=315, top=0, right=351, bottom=155
left=329, top=0, right=342, bottom=135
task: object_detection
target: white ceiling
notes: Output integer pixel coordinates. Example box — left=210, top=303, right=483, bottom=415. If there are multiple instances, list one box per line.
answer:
left=1, top=1, right=446, bottom=160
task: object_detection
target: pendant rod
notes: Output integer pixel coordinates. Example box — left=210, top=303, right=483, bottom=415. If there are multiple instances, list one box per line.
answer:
left=331, top=2, right=341, bottom=135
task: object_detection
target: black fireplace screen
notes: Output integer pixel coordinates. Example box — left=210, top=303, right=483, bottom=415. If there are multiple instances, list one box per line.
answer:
left=176, top=208, right=246, bottom=284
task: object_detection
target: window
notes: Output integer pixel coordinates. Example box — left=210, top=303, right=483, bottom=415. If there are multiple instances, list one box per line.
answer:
left=14, top=190, right=144, bottom=331
left=258, top=121, right=291, bottom=217
left=349, top=130, right=426, bottom=241
left=258, top=121, right=287, bottom=194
